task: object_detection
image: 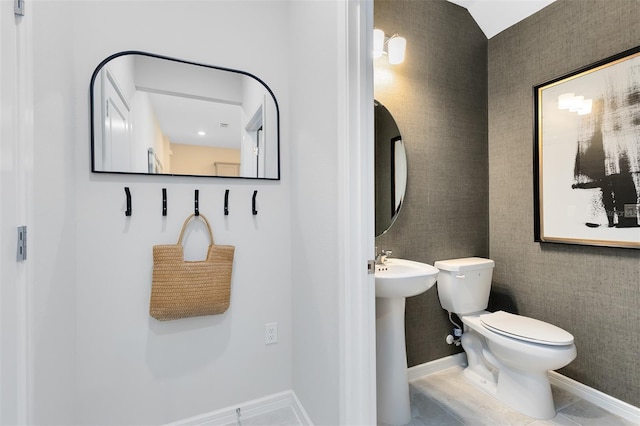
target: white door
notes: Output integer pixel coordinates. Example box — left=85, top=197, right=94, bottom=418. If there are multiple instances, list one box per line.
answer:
left=101, top=69, right=132, bottom=172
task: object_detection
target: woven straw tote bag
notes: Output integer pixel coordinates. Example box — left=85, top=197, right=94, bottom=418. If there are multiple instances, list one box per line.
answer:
left=150, top=213, right=235, bottom=320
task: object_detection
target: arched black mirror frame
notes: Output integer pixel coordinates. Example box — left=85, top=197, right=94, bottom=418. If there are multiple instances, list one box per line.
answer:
left=375, top=100, right=407, bottom=237
left=89, top=51, right=281, bottom=180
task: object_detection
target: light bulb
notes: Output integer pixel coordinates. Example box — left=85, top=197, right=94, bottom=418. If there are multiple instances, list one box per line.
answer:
left=388, top=36, right=406, bottom=65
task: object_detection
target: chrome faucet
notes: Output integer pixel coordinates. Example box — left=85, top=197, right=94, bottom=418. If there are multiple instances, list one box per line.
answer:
left=375, top=249, right=392, bottom=264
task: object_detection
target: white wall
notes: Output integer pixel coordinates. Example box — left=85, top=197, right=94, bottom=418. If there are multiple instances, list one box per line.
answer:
left=240, top=75, right=277, bottom=178
left=289, top=2, right=342, bottom=424
left=288, top=3, right=377, bottom=423
left=131, top=91, right=160, bottom=173
left=3, top=1, right=373, bottom=424
left=106, top=54, right=137, bottom=101
left=30, top=1, right=292, bottom=424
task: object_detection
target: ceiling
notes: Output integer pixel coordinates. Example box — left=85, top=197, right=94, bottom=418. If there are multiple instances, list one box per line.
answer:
left=147, top=92, right=241, bottom=149
left=446, top=0, right=556, bottom=39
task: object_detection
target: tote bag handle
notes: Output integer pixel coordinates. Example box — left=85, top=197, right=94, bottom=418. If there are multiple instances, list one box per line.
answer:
left=177, top=213, right=214, bottom=246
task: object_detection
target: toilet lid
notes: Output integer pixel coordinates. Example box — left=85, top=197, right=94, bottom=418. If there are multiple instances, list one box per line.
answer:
left=480, top=311, right=574, bottom=346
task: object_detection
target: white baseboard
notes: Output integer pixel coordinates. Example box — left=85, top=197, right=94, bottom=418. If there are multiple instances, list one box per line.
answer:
left=169, top=390, right=313, bottom=426
left=289, top=391, right=314, bottom=425
left=408, top=354, right=640, bottom=424
left=548, top=371, right=640, bottom=424
left=407, top=353, right=467, bottom=382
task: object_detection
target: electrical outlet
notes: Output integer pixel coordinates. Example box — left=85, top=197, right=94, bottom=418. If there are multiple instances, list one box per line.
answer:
left=265, top=322, right=278, bottom=344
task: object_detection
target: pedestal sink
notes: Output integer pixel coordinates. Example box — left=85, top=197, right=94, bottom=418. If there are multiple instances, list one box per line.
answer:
left=375, top=259, right=439, bottom=426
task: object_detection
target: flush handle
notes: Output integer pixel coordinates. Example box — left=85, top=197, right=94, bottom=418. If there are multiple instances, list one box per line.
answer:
left=456, top=274, right=466, bottom=279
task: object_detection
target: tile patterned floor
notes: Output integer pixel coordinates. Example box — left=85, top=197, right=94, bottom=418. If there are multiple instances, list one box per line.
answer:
left=223, top=365, right=636, bottom=425
left=403, top=366, right=636, bottom=426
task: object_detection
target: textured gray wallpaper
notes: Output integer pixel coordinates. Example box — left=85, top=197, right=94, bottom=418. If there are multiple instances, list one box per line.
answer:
left=374, top=0, right=488, bottom=366
left=488, top=0, right=640, bottom=407
left=376, top=0, right=640, bottom=407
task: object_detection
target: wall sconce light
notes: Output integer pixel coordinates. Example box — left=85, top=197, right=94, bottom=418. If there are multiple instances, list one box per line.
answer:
left=374, top=28, right=406, bottom=65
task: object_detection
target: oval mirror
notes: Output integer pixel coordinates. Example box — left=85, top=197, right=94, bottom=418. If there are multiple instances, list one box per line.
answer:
left=90, top=51, right=280, bottom=179
left=375, top=100, right=407, bottom=237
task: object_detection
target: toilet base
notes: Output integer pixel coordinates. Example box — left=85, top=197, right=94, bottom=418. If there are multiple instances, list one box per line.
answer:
left=460, top=335, right=558, bottom=420
left=496, top=367, right=555, bottom=419
left=463, top=364, right=556, bottom=419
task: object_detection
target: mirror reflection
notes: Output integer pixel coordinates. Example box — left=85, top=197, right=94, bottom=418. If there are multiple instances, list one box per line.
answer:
left=375, top=100, right=407, bottom=237
left=90, top=51, right=280, bottom=179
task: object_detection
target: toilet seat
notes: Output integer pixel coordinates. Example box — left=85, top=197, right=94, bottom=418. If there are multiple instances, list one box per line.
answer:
left=480, top=311, right=574, bottom=346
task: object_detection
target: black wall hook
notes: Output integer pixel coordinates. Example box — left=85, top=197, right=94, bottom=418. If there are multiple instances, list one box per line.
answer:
left=224, top=189, right=229, bottom=216
left=252, top=190, right=258, bottom=215
left=194, top=189, right=200, bottom=216
left=162, top=188, right=167, bottom=216
left=124, top=187, right=132, bottom=216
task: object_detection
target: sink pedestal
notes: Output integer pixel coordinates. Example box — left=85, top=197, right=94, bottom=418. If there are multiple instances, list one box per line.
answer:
left=374, top=258, right=439, bottom=425
left=376, top=297, right=411, bottom=426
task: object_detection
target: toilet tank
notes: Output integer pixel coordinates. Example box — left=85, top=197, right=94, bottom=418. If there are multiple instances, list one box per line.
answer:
left=434, top=257, right=495, bottom=315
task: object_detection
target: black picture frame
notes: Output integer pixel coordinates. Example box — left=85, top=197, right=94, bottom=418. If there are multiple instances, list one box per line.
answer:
left=533, top=46, right=640, bottom=249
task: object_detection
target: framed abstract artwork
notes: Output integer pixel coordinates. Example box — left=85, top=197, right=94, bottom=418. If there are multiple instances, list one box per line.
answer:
left=534, top=46, right=640, bottom=249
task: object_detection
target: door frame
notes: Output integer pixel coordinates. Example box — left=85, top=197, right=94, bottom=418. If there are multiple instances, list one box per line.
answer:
left=337, top=1, right=376, bottom=424
left=0, top=1, right=34, bottom=424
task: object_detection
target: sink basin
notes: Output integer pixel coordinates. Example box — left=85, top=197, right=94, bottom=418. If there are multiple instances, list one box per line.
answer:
left=375, top=258, right=439, bottom=298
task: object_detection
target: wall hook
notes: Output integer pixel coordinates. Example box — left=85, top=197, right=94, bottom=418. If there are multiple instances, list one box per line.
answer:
left=162, top=188, right=167, bottom=216
left=194, top=189, right=200, bottom=216
left=224, top=189, right=230, bottom=216
left=252, top=190, right=258, bottom=215
left=124, top=187, right=132, bottom=216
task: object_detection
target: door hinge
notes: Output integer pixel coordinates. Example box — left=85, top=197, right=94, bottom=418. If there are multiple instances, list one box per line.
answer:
left=17, top=226, right=27, bottom=261
left=367, top=259, right=375, bottom=275
left=15, top=0, right=25, bottom=16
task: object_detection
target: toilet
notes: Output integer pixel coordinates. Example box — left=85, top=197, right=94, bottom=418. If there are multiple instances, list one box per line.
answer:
left=434, top=257, right=577, bottom=420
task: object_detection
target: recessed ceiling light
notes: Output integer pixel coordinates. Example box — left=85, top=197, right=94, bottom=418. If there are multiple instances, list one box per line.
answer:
left=197, top=131, right=206, bottom=136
